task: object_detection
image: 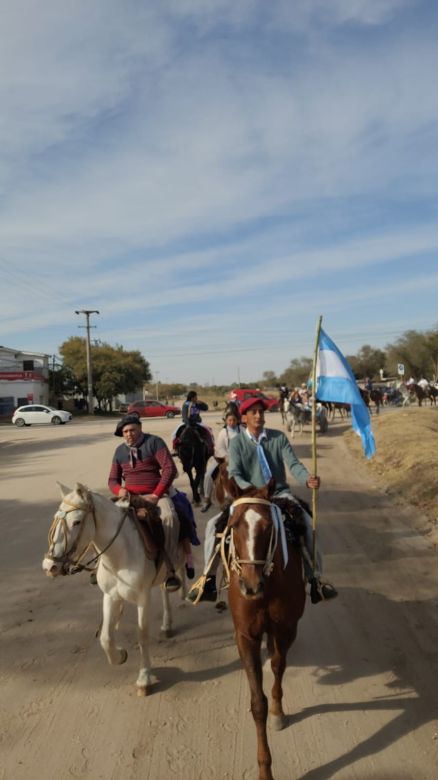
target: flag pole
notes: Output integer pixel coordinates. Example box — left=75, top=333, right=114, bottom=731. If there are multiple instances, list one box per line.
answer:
left=311, top=315, right=323, bottom=569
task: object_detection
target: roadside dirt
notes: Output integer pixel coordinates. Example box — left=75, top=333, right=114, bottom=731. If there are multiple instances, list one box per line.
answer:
left=1, top=410, right=437, bottom=779
left=345, top=406, right=438, bottom=546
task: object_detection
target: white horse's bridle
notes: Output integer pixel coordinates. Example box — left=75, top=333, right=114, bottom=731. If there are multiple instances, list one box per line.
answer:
left=46, top=493, right=129, bottom=575
left=46, top=496, right=97, bottom=573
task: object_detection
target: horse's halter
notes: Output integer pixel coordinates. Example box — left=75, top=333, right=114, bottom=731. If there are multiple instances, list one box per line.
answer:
left=221, top=497, right=282, bottom=581
left=46, top=495, right=97, bottom=574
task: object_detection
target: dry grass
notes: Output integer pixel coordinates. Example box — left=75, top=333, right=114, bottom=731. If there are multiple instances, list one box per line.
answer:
left=345, top=407, right=438, bottom=541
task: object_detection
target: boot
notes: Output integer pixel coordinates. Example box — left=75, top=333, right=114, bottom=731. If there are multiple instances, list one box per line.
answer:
left=310, top=577, right=338, bottom=604
left=187, top=575, right=217, bottom=604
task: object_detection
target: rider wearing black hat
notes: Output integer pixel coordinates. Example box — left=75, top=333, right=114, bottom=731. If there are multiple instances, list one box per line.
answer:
left=109, top=414, right=194, bottom=590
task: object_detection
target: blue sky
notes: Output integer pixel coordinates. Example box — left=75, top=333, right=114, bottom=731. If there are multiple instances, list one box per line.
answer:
left=1, top=0, right=437, bottom=385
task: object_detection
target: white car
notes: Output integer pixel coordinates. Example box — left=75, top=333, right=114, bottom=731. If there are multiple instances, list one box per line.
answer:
left=12, top=405, right=72, bottom=427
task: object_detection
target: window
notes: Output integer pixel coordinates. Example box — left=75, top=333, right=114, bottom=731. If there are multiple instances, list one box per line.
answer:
left=23, top=360, right=34, bottom=371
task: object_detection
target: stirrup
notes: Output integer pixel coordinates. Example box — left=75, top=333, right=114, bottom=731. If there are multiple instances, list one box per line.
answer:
left=164, top=573, right=182, bottom=592
left=310, top=577, right=338, bottom=604
left=187, top=574, right=217, bottom=604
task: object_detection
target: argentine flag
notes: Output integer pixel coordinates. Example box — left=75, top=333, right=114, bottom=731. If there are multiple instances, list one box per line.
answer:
left=316, top=328, right=376, bottom=459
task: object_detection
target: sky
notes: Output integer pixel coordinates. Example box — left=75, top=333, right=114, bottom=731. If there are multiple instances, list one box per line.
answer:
left=1, top=0, right=437, bottom=386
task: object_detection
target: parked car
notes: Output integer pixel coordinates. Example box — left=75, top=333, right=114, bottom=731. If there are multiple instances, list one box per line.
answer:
left=12, top=404, right=73, bottom=427
left=226, top=389, right=279, bottom=412
left=127, top=400, right=181, bottom=419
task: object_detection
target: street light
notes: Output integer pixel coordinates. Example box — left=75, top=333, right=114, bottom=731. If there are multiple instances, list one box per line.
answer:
left=155, top=372, right=160, bottom=400
left=75, top=309, right=99, bottom=414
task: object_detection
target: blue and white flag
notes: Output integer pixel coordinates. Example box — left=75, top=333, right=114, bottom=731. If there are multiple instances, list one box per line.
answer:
left=316, top=328, right=376, bottom=459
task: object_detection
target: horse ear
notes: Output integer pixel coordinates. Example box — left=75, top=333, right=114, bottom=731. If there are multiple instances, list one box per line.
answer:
left=227, top=476, right=242, bottom=499
left=266, top=478, right=276, bottom=498
left=75, top=482, right=89, bottom=498
left=57, top=482, right=71, bottom=497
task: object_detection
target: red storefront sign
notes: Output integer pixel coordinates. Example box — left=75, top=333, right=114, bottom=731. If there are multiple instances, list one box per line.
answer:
left=0, top=371, right=46, bottom=381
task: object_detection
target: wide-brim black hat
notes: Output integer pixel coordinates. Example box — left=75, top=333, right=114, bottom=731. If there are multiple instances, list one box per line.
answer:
left=114, top=413, right=141, bottom=436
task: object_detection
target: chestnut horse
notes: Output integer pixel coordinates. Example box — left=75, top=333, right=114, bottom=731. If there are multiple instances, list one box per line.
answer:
left=224, top=479, right=306, bottom=780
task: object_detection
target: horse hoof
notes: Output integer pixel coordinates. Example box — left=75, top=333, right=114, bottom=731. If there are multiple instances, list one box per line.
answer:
left=136, top=684, right=152, bottom=697
left=115, top=648, right=128, bottom=665
left=269, top=713, right=286, bottom=731
left=161, top=628, right=173, bottom=638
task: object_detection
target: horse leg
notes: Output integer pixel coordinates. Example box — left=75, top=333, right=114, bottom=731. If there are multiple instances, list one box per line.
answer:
left=195, top=465, right=205, bottom=502
left=236, top=632, right=273, bottom=780
left=160, top=584, right=173, bottom=638
left=268, top=627, right=297, bottom=731
left=186, top=469, right=200, bottom=505
left=100, top=592, right=127, bottom=666
left=136, top=600, right=153, bottom=695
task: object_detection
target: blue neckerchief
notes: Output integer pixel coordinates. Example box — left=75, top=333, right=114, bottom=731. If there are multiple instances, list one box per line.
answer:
left=246, top=429, right=272, bottom=484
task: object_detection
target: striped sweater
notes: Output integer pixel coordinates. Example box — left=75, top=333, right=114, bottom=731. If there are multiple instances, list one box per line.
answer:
left=108, top=433, right=177, bottom=499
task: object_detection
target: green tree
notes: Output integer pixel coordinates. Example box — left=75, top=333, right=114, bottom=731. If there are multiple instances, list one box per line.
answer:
left=260, top=370, right=278, bottom=389
left=279, top=357, right=312, bottom=389
left=385, top=329, right=437, bottom=379
left=59, top=337, right=151, bottom=410
left=350, top=345, right=386, bottom=380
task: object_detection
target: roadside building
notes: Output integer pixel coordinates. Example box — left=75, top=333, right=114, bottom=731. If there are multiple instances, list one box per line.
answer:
left=0, top=346, right=50, bottom=418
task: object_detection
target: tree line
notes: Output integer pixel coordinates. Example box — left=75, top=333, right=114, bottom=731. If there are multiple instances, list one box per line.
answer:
left=265, top=325, right=438, bottom=390
left=51, top=326, right=438, bottom=408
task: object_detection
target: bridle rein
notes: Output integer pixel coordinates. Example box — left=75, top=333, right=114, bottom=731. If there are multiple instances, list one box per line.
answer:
left=46, top=494, right=128, bottom=575
left=221, top=497, right=288, bottom=582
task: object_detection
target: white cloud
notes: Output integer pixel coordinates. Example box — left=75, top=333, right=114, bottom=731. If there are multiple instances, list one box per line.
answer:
left=0, top=0, right=436, bottom=383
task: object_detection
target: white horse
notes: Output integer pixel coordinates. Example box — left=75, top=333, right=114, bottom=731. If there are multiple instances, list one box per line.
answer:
left=42, top=483, right=186, bottom=695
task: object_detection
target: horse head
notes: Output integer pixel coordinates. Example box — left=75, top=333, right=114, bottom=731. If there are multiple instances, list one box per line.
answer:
left=227, top=479, right=277, bottom=599
left=42, top=482, right=96, bottom=577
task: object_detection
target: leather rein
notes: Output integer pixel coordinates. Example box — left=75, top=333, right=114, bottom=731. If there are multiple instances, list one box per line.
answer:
left=46, top=494, right=128, bottom=575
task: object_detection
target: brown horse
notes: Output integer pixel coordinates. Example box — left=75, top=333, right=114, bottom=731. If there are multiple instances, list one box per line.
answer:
left=224, top=478, right=306, bottom=780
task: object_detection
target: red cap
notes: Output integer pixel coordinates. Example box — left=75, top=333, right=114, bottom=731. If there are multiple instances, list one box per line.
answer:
left=239, top=397, right=270, bottom=415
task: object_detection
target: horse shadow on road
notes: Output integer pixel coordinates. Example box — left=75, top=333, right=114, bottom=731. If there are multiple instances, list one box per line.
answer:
left=285, top=586, right=438, bottom=779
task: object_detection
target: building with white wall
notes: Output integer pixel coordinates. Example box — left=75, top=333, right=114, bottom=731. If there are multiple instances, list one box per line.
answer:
left=0, top=346, right=50, bottom=418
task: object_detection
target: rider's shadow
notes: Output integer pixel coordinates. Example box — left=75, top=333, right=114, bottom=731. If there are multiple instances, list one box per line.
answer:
left=279, top=588, right=438, bottom=779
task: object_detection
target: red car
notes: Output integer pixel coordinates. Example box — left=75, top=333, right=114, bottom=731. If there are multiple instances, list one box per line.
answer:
left=127, top=400, right=181, bottom=419
left=227, top=389, right=278, bottom=411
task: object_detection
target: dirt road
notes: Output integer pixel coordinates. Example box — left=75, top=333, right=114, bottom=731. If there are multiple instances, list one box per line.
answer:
left=1, top=412, right=437, bottom=779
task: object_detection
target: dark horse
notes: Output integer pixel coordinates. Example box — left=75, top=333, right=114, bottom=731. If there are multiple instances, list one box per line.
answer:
left=225, top=478, right=306, bottom=780
left=359, top=387, right=383, bottom=414
left=410, top=383, right=437, bottom=407
left=175, top=424, right=210, bottom=505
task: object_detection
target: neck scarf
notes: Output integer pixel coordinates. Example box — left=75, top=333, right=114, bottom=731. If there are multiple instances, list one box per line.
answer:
left=246, top=429, right=272, bottom=484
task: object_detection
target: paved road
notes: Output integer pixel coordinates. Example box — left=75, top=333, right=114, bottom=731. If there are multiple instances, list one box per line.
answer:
left=1, top=412, right=437, bottom=779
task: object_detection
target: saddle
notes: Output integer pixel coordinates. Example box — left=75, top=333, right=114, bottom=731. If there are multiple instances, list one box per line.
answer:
left=272, top=497, right=308, bottom=544
left=128, top=496, right=165, bottom=562
left=213, top=496, right=308, bottom=546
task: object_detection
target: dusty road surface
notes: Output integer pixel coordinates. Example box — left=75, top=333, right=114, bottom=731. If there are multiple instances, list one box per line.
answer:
left=1, top=411, right=437, bottom=780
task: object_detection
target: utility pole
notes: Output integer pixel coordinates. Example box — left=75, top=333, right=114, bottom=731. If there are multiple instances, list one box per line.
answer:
left=75, top=309, right=99, bottom=415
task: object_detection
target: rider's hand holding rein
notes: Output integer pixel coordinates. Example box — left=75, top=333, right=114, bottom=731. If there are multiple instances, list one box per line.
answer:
left=306, top=475, right=320, bottom=490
